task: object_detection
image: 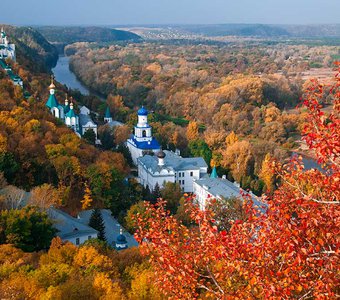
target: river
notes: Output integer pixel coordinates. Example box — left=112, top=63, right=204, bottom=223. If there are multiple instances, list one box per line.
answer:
left=52, top=55, right=91, bottom=96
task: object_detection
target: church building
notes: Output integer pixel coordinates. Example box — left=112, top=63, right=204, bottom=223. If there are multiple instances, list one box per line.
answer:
left=127, top=106, right=161, bottom=165
left=0, top=28, right=16, bottom=61
left=45, top=78, right=98, bottom=140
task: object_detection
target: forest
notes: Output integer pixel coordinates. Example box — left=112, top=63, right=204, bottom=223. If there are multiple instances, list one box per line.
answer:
left=0, top=24, right=338, bottom=299
left=65, top=40, right=338, bottom=193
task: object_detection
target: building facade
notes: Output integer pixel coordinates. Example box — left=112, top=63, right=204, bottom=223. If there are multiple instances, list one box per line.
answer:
left=0, top=28, right=16, bottom=61
left=138, top=149, right=208, bottom=192
left=193, top=168, right=263, bottom=210
left=47, top=208, right=98, bottom=246
left=127, top=106, right=161, bottom=165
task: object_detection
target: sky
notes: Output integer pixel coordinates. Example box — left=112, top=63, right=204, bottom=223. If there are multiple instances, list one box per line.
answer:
left=2, top=0, right=340, bottom=26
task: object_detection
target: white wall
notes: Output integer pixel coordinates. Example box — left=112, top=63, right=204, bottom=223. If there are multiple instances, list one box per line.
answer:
left=63, top=233, right=98, bottom=246
left=193, top=182, right=212, bottom=210
left=175, top=169, right=201, bottom=193
left=138, top=163, right=175, bottom=191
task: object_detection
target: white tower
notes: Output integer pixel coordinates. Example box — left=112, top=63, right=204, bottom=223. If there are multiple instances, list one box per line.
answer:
left=134, top=106, right=152, bottom=142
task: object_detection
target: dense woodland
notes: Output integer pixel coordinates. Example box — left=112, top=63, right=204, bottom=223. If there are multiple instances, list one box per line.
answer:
left=0, top=25, right=338, bottom=299
left=66, top=41, right=339, bottom=192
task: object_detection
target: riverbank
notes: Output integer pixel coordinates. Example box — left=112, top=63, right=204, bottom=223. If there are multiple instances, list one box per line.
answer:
left=52, top=55, right=106, bottom=102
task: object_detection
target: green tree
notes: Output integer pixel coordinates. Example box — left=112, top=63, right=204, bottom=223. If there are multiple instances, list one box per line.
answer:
left=160, top=182, right=182, bottom=214
left=83, top=129, right=96, bottom=145
left=0, top=206, right=56, bottom=251
left=88, top=208, right=106, bottom=241
left=188, top=139, right=212, bottom=166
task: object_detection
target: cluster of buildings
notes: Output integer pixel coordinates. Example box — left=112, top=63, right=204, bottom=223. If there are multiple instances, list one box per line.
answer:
left=127, top=107, right=259, bottom=210
left=0, top=28, right=24, bottom=88
left=45, top=78, right=99, bottom=141
left=48, top=208, right=138, bottom=249
left=0, top=27, right=15, bottom=61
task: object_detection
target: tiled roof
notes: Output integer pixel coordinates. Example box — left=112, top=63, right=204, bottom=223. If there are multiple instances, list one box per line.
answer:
left=138, top=150, right=208, bottom=174
left=129, top=135, right=160, bottom=150
left=47, top=208, right=98, bottom=240
left=79, top=113, right=96, bottom=127
left=194, top=178, right=265, bottom=208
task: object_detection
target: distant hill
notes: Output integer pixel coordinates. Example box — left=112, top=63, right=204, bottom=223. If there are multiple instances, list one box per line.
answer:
left=177, top=24, right=340, bottom=38
left=180, top=24, right=290, bottom=37
left=36, top=26, right=142, bottom=46
left=1, top=25, right=59, bottom=71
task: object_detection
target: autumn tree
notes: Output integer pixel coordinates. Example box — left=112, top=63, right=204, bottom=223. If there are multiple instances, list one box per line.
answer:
left=81, top=183, right=93, bottom=210
left=0, top=185, right=26, bottom=210
left=186, top=121, right=199, bottom=141
left=29, top=184, right=59, bottom=209
left=222, top=140, right=253, bottom=182
left=135, top=70, right=340, bottom=299
left=0, top=207, right=56, bottom=251
left=259, top=153, right=275, bottom=193
left=225, top=131, right=238, bottom=146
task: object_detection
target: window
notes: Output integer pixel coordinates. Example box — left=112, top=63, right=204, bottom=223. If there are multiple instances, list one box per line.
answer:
left=190, top=171, right=193, bottom=176
left=182, top=180, right=185, bottom=185
left=76, top=238, right=80, bottom=245
left=142, top=130, right=146, bottom=137
left=179, top=173, right=182, bottom=178
left=182, top=172, right=185, bottom=177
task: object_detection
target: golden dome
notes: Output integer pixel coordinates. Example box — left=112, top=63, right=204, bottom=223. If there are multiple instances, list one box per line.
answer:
left=49, top=76, right=55, bottom=89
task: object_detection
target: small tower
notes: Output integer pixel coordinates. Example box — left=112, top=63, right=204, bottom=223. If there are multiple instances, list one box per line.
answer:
left=46, top=76, right=61, bottom=118
left=65, top=100, right=77, bottom=128
left=115, top=228, right=128, bottom=250
left=65, top=93, right=69, bottom=106
left=0, top=28, right=8, bottom=46
left=157, top=149, right=166, bottom=167
left=104, top=106, right=112, bottom=123
left=210, top=167, right=218, bottom=179
left=134, top=106, right=152, bottom=142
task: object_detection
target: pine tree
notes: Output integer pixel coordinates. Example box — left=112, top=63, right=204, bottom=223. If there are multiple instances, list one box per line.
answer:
left=89, top=208, right=106, bottom=241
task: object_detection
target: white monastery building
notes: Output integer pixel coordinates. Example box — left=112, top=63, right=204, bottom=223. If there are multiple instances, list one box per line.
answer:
left=138, top=149, right=208, bottom=193
left=0, top=28, right=16, bottom=61
left=193, top=167, right=263, bottom=210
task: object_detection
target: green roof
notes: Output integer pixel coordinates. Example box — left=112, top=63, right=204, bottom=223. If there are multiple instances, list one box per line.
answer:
left=46, top=94, right=59, bottom=109
left=105, top=106, right=112, bottom=118
left=210, top=167, right=218, bottom=179
left=65, top=108, right=76, bottom=118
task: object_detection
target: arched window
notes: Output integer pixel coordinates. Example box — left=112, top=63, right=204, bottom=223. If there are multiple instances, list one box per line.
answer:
left=142, top=130, right=146, bottom=137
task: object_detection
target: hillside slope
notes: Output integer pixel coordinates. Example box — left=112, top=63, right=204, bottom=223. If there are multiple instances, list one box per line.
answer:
left=37, top=26, right=142, bottom=45
left=1, top=25, right=59, bottom=71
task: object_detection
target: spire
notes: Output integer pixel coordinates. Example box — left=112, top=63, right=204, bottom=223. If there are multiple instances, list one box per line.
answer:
left=105, top=106, right=111, bottom=118
left=48, top=75, right=56, bottom=93
left=65, top=93, right=69, bottom=106
left=210, top=167, right=218, bottom=179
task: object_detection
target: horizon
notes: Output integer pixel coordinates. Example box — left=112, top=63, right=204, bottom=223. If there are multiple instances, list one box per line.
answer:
left=3, top=0, right=340, bottom=26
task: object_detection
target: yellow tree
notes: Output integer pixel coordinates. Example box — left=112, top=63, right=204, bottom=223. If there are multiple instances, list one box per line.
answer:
left=222, top=140, right=252, bottom=182
left=186, top=121, right=199, bottom=141
left=29, top=184, right=60, bottom=209
left=225, top=131, right=238, bottom=147
left=259, top=153, right=275, bottom=193
left=81, top=183, right=93, bottom=210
